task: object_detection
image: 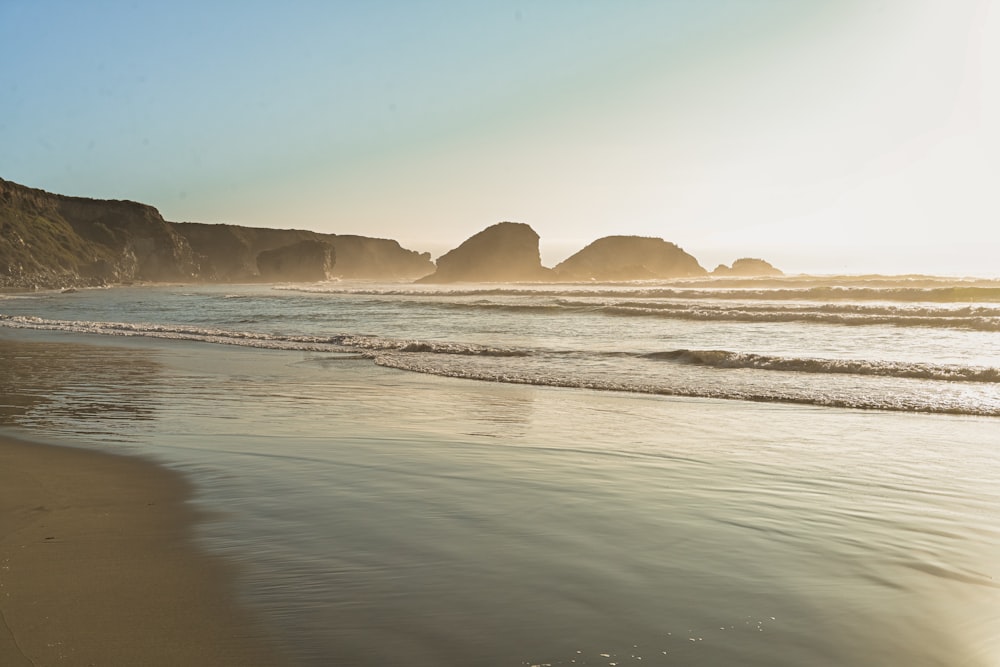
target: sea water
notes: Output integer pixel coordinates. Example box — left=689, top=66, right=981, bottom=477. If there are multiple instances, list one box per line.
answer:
left=1, top=277, right=999, bottom=666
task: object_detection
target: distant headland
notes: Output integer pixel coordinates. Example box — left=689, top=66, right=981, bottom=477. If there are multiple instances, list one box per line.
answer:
left=0, top=178, right=781, bottom=288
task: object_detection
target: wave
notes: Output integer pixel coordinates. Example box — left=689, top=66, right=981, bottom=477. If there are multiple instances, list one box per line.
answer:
left=413, top=299, right=1000, bottom=332
left=4, top=314, right=997, bottom=417
left=599, top=305, right=1000, bottom=331
left=643, top=349, right=1000, bottom=383
left=276, top=280, right=1000, bottom=304
left=0, top=315, right=528, bottom=358
left=0, top=314, right=350, bottom=351
left=4, top=314, right=995, bottom=383
left=369, top=353, right=1000, bottom=418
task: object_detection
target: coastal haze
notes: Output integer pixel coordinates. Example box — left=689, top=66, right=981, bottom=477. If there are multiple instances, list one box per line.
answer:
left=2, top=3, right=1000, bottom=667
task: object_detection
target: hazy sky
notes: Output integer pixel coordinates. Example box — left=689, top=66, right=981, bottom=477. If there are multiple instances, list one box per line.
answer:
left=2, top=1, right=997, bottom=275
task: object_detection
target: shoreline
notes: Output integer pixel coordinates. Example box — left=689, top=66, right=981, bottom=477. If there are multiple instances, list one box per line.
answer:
left=0, top=433, right=287, bottom=666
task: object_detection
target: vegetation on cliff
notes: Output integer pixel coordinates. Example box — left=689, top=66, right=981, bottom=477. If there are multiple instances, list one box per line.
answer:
left=1, top=177, right=197, bottom=287
left=0, top=178, right=433, bottom=288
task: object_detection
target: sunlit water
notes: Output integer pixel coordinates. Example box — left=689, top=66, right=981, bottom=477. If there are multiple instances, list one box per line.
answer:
left=2, top=278, right=999, bottom=666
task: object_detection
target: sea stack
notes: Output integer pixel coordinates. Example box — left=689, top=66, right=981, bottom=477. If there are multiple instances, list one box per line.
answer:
left=417, top=222, right=552, bottom=283
left=712, top=258, right=783, bottom=276
left=553, top=235, right=706, bottom=281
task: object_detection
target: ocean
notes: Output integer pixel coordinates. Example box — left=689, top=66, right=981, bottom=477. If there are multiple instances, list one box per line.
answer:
left=1, top=276, right=999, bottom=666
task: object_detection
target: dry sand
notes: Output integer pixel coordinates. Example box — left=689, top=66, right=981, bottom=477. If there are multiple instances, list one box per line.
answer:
left=0, top=434, right=287, bottom=666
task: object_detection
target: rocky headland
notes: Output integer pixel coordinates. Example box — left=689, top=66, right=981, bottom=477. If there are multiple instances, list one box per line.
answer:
left=0, top=178, right=434, bottom=288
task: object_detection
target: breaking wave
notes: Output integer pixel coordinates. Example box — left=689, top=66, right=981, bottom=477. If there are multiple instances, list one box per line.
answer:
left=0, top=314, right=527, bottom=358
left=278, top=280, right=1000, bottom=304
left=412, top=299, right=1000, bottom=332
left=368, top=353, right=1000, bottom=417
left=643, top=349, right=1000, bottom=383
left=3, top=314, right=997, bottom=416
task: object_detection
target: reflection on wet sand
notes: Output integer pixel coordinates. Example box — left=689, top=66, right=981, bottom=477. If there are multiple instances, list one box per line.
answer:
left=0, top=336, right=163, bottom=440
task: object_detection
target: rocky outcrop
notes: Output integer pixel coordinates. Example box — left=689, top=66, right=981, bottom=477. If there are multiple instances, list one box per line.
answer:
left=171, top=222, right=262, bottom=282
left=553, top=236, right=706, bottom=281
left=0, top=177, right=434, bottom=288
left=327, top=235, right=433, bottom=280
left=256, top=240, right=334, bottom=282
left=417, top=222, right=552, bottom=283
left=712, top=258, right=783, bottom=277
left=172, top=223, right=433, bottom=282
left=1, top=177, right=198, bottom=288
left=56, top=195, right=198, bottom=282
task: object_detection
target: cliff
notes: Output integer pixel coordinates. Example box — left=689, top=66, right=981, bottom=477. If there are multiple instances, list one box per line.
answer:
left=1, top=177, right=197, bottom=287
left=257, top=240, right=335, bottom=282
left=712, top=258, right=783, bottom=277
left=416, top=222, right=553, bottom=283
left=328, top=235, right=434, bottom=279
left=0, top=178, right=434, bottom=288
left=553, top=236, right=706, bottom=281
left=174, top=222, right=433, bottom=282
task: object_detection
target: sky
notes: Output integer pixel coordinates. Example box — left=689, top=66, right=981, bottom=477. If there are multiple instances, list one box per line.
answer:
left=2, top=1, right=998, bottom=275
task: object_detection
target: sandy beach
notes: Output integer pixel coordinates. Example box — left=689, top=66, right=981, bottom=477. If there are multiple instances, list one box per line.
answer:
left=0, top=434, right=285, bottom=667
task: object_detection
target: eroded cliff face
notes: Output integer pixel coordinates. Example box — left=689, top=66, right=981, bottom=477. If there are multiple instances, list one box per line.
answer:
left=329, top=235, right=433, bottom=280
left=1, top=177, right=197, bottom=287
left=417, top=222, right=552, bottom=283
left=174, top=223, right=434, bottom=282
left=171, top=222, right=262, bottom=282
left=257, top=240, right=335, bottom=282
left=0, top=178, right=434, bottom=288
left=553, top=236, right=706, bottom=281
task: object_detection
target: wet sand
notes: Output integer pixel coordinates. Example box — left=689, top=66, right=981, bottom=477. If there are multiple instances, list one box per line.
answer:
left=0, top=434, right=286, bottom=666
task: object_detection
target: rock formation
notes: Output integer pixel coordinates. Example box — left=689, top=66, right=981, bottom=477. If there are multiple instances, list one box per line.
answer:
left=1, top=176, right=790, bottom=289
left=257, top=240, right=335, bottom=282
left=553, top=236, right=706, bottom=281
left=417, top=222, right=552, bottom=283
left=712, top=258, right=783, bottom=277
left=324, top=235, right=433, bottom=280
left=0, top=177, right=434, bottom=288
left=1, top=177, right=197, bottom=287
left=174, top=222, right=433, bottom=282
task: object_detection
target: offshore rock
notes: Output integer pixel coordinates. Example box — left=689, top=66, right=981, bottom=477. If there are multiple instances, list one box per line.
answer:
left=417, top=222, right=552, bottom=283
left=712, top=258, right=783, bottom=277
left=553, top=235, right=706, bottom=281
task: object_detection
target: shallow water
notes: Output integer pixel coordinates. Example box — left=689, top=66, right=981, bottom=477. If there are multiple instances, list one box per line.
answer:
left=2, top=280, right=999, bottom=665
left=3, top=278, right=999, bottom=415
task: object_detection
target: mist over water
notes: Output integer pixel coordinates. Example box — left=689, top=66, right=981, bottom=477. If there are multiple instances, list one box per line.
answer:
left=2, top=277, right=999, bottom=665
